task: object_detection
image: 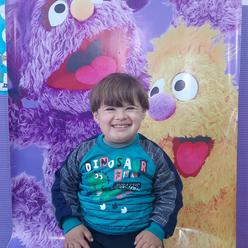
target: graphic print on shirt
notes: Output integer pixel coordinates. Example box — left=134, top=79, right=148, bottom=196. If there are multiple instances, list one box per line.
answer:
left=86, top=171, right=126, bottom=202
left=84, top=156, right=148, bottom=202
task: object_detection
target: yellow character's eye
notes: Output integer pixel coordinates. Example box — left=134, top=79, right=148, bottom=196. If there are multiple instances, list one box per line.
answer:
left=48, top=1, right=68, bottom=27
left=172, top=73, right=198, bottom=101
left=150, top=78, right=165, bottom=97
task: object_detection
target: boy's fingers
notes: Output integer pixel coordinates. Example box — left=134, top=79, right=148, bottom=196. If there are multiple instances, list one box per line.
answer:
left=141, top=244, right=149, bottom=248
left=135, top=240, right=146, bottom=248
left=74, top=242, right=84, bottom=248
left=134, top=231, right=143, bottom=245
left=83, top=229, right=94, bottom=242
left=64, top=242, right=71, bottom=248
left=135, top=237, right=146, bottom=248
left=78, top=239, right=91, bottom=248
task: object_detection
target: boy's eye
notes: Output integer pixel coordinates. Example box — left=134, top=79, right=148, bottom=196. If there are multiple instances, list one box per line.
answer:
left=106, top=108, right=115, bottom=111
left=126, top=106, right=135, bottom=110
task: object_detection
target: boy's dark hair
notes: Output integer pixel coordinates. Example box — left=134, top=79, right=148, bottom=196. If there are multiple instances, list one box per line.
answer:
left=90, top=73, right=149, bottom=112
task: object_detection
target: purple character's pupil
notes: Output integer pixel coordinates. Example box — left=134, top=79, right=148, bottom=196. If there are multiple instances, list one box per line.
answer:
left=174, top=80, right=185, bottom=91
left=55, top=4, right=66, bottom=13
left=150, top=86, right=159, bottom=97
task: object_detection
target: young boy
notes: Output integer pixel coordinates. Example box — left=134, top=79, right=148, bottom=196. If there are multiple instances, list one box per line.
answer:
left=51, top=73, right=183, bottom=248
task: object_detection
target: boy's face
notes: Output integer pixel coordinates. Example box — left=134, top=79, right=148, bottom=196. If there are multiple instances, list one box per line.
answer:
left=93, top=98, right=146, bottom=144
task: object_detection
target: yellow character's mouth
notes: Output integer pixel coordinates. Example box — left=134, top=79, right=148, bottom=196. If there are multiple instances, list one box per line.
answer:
left=172, top=136, right=214, bottom=178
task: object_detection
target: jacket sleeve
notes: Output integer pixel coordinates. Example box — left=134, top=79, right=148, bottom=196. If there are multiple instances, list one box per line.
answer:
left=51, top=144, right=84, bottom=232
left=150, top=146, right=183, bottom=239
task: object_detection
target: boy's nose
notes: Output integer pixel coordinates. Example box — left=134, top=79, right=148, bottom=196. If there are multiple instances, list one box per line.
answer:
left=115, top=109, right=127, bottom=120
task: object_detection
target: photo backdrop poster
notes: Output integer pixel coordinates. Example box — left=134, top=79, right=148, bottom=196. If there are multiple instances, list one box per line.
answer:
left=0, top=1, right=13, bottom=248
left=5, top=0, right=241, bottom=247
left=0, top=0, right=7, bottom=95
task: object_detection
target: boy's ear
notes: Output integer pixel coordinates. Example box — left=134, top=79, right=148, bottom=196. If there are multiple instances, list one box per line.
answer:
left=93, top=112, right=99, bottom=124
left=142, top=109, right=147, bottom=120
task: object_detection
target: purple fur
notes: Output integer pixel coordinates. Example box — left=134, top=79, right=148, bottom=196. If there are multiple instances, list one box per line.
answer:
left=8, top=97, right=101, bottom=187
left=7, top=0, right=150, bottom=109
left=11, top=173, right=64, bottom=247
left=7, top=0, right=150, bottom=247
left=126, top=0, right=150, bottom=12
left=168, top=0, right=241, bottom=36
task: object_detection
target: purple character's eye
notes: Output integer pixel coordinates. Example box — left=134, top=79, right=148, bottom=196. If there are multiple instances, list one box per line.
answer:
left=41, top=0, right=68, bottom=31
left=48, top=1, right=68, bottom=27
left=91, top=0, right=103, bottom=3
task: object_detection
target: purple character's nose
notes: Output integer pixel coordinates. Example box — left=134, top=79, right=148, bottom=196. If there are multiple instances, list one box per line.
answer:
left=148, top=93, right=176, bottom=121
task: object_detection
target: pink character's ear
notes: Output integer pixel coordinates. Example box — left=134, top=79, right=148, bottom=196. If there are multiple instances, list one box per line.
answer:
left=125, top=0, right=150, bottom=12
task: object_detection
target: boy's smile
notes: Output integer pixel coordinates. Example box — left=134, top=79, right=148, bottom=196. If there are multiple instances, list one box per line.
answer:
left=93, top=100, right=146, bottom=144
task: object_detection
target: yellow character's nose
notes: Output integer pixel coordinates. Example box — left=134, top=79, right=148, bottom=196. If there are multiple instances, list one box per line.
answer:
left=70, top=0, right=94, bottom=21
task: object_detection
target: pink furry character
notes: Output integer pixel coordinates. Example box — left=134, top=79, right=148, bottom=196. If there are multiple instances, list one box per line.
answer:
left=168, top=0, right=241, bottom=36
left=6, top=0, right=150, bottom=247
left=140, top=22, right=238, bottom=247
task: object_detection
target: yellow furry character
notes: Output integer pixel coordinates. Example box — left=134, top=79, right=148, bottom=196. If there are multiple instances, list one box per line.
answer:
left=140, top=22, right=238, bottom=247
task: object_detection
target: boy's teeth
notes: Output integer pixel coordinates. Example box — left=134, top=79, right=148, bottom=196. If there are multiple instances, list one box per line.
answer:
left=114, top=125, right=128, bottom=128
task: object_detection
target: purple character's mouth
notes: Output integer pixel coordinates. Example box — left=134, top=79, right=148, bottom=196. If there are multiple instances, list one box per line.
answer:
left=47, top=28, right=129, bottom=91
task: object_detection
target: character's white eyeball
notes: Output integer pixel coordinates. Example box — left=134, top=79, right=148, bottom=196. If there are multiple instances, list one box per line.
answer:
left=172, top=73, right=198, bottom=101
left=150, top=78, right=165, bottom=97
left=99, top=175, right=103, bottom=180
left=91, top=0, right=103, bottom=3
left=48, top=1, right=68, bottom=27
left=95, top=173, right=99, bottom=179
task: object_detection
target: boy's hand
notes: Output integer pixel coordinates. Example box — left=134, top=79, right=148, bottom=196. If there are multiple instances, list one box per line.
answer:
left=134, top=230, right=163, bottom=248
left=64, top=224, right=93, bottom=248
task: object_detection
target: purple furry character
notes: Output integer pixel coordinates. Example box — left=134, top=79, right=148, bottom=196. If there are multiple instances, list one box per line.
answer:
left=168, top=0, right=241, bottom=36
left=6, top=0, right=150, bottom=247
